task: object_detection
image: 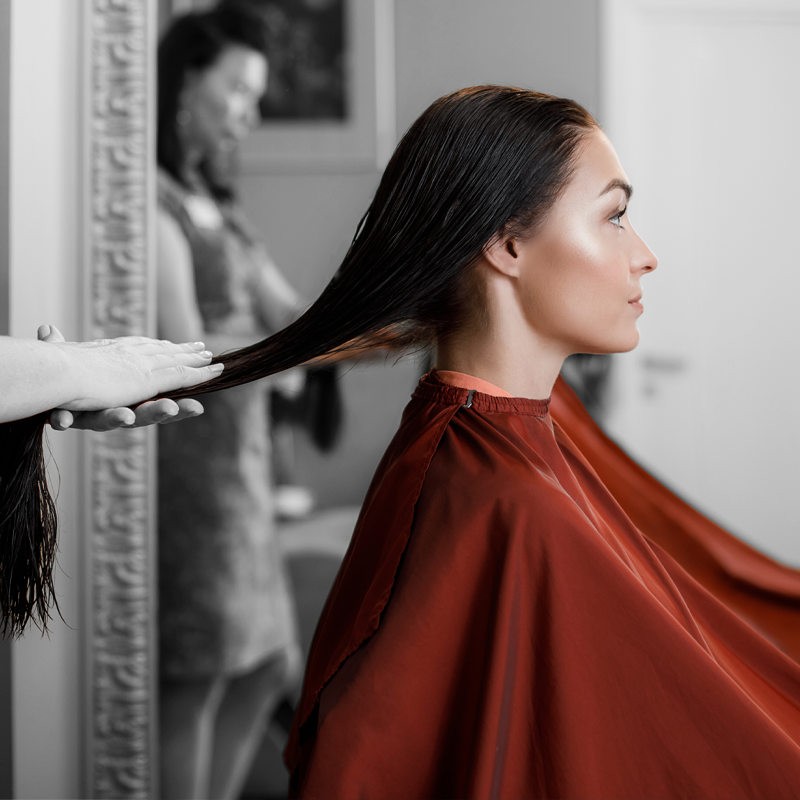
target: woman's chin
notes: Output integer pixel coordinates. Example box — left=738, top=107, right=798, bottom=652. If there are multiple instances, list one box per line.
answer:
left=619, top=329, right=641, bottom=353
left=585, top=328, right=640, bottom=355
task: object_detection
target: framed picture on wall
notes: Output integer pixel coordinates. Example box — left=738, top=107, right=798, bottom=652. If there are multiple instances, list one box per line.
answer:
left=164, top=0, right=395, bottom=173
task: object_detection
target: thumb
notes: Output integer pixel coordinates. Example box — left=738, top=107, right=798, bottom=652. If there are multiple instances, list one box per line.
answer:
left=38, top=324, right=66, bottom=343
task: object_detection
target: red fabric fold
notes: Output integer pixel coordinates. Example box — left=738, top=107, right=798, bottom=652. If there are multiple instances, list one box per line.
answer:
left=549, top=377, right=800, bottom=653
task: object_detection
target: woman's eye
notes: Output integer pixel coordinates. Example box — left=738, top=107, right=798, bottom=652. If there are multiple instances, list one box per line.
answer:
left=610, top=207, right=627, bottom=228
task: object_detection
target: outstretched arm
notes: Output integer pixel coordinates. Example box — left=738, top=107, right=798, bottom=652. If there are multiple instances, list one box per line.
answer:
left=0, top=325, right=223, bottom=425
left=38, top=325, right=212, bottom=431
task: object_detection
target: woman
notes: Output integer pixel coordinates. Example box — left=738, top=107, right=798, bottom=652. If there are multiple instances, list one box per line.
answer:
left=159, top=85, right=800, bottom=797
left=155, top=8, right=303, bottom=799
left=280, top=88, right=800, bottom=798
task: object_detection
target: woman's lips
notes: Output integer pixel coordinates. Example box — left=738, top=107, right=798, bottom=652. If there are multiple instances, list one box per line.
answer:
left=629, top=293, right=643, bottom=313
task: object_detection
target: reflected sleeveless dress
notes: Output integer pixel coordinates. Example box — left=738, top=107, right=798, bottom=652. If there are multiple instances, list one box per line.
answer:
left=157, top=170, right=298, bottom=679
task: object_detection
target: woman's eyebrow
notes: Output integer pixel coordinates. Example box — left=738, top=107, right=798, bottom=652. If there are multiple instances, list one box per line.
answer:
left=599, top=179, right=633, bottom=200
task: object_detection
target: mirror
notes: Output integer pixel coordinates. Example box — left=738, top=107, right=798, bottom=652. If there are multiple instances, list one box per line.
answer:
left=82, top=1, right=404, bottom=796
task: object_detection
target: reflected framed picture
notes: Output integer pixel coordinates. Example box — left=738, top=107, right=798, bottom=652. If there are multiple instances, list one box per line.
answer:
left=165, top=0, right=395, bottom=173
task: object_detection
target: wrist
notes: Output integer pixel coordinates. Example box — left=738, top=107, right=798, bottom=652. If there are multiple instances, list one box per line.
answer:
left=47, top=341, right=93, bottom=410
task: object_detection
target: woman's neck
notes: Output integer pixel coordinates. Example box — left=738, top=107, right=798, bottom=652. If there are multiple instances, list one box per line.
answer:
left=435, top=272, right=567, bottom=401
left=435, top=336, right=563, bottom=401
left=176, top=129, right=205, bottom=186
left=179, top=157, right=203, bottom=187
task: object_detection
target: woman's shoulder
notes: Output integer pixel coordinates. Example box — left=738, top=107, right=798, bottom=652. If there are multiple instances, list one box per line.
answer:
left=157, top=169, right=230, bottom=239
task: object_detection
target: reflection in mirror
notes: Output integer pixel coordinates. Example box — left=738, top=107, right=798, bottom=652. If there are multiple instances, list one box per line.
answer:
left=155, top=5, right=311, bottom=798
left=155, top=1, right=390, bottom=796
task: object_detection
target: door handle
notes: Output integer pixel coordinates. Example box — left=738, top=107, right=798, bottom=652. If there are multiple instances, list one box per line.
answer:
left=640, top=354, right=688, bottom=398
left=641, top=354, right=687, bottom=373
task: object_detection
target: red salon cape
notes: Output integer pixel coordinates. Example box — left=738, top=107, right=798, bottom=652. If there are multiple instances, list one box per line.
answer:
left=286, top=374, right=800, bottom=799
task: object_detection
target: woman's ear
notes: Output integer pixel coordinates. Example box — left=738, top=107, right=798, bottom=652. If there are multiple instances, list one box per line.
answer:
left=483, top=234, right=523, bottom=278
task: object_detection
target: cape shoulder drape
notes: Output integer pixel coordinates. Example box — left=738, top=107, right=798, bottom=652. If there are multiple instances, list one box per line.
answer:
left=286, top=373, right=800, bottom=799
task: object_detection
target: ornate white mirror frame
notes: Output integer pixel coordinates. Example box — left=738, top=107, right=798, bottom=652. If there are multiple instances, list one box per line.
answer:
left=82, top=1, right=159, bottom=796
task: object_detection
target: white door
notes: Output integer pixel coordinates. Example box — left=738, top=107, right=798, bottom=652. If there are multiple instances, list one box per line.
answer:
left=602, top=0, right=800, bottom=564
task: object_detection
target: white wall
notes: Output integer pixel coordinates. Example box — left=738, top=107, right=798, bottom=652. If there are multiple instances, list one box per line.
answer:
left=238, top=0, right=600, bottom=507
left=602, top=0, right=800, bottom=565
left=9, top=1, right=83, bottom=797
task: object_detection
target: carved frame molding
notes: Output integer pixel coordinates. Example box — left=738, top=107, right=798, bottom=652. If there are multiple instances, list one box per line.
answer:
left=82, top=1, right=158, bottom=797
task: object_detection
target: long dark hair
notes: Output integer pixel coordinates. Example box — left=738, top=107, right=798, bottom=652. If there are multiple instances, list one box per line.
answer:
left=158, top=4, right=269, bottom=198
left=0, top=86, right=596, bottom=637
left=172, top=85, right=597, bottom=395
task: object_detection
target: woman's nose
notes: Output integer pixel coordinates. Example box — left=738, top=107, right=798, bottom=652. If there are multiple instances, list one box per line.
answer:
left=641, top=243, right=658, bottom=273
left=630, top=222, right=658, bottom=274
left=638, top=245, right=657, bottom=274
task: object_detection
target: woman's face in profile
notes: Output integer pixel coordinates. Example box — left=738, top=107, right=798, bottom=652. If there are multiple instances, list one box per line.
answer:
left=513, top=128, right=658, bottom=357
left=181, top=44, right=268, bottom=159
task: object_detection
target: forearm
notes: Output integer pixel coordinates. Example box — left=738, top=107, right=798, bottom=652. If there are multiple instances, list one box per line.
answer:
left=1, top=337, right=82, bottom=422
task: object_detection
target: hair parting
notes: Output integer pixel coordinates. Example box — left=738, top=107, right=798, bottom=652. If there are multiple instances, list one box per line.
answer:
left=0, top=85, right=597, bottom=636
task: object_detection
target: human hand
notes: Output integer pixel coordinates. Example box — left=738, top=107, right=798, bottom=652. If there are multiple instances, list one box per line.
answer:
left=48, top=398, right=205, bottom=431
left=38, top=324, right=218, bottom=430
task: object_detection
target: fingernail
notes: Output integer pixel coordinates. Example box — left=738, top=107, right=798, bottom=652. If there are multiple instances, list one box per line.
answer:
left=200, top=350, right=213, bottom=358
left=190, top=342, right=205, bottom=350
left=210, top=363, right=224, bottom=373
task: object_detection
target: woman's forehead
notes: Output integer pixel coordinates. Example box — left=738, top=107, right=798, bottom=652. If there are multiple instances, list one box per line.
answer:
left=210, top=44, right=267, bottom=84
left=567, top=129, right=632, bottom=202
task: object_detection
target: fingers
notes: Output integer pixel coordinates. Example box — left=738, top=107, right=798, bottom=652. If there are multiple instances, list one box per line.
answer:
left=165, top=349, right=214, bottom=368
left=49, top=400, right=205, bottom=431
left=112, top=398, right=205, bottom=428
left=49, top=409, right=75, bottom=431
left=155, top=362, right=224, bottom=392
left=157, top=398, right=205, bottom=424
left=128, top=399, right=180, bottom=427
left=64, top=407, right=137, bottom=431
left=130, top=398, right=207, bottom=427
left=156, top=341, right=214, bottom=361
left=103, top=337, right=216, bottom=370
left=110, top=336, right=210, bottom=355
left=38, top=324, right=66, bottom=343
left=69, top=403, right=180, bottom=430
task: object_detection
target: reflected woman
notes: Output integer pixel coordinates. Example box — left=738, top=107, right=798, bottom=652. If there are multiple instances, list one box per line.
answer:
left=155, top=8, right=302, bottom=799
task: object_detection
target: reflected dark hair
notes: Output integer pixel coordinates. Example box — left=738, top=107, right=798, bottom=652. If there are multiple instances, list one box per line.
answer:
left=158, top=4, right=269, bottom=199
left=0, top=85, right=596, bottom=637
